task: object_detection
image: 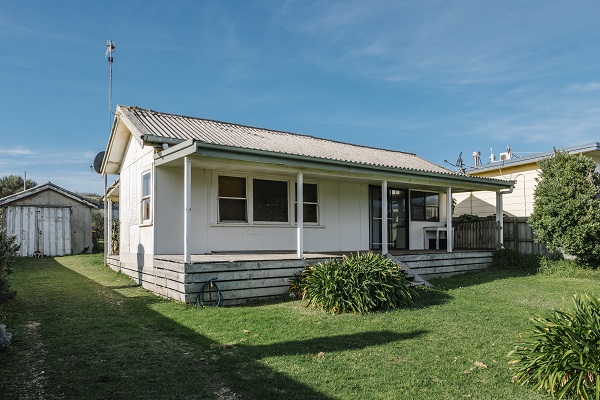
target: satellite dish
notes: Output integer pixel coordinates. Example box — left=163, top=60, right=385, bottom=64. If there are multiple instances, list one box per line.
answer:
left=93, top=151, right=105, bottom=174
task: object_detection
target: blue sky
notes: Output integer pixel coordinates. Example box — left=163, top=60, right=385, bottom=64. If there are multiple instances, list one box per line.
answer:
left=1, top=1, right=600, bottom=194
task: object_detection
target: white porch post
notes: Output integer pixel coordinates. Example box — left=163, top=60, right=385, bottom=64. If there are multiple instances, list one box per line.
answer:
left=297, top=172, right=304, bottom=259
left=446, top=187, right=453, bottom=253
left=496, top=191, right=504, bottom=248
left=184, top=157, right=192, bottom=264
left=107, top=198, right=113, bottom=255
left=382, top=180, right=388, bottom=255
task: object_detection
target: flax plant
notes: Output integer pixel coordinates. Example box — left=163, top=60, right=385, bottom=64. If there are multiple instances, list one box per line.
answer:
left=293, top=252, right=417, bottom=314
left=509, top=294, right=600, bottom=400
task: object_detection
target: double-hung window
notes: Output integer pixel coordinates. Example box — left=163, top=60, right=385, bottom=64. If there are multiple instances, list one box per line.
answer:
left=141, top=170, right=152, bottom=223
left=295, top=183, right=318, bottom=223
left=218, top=176, right=248, bottom=222
left=410, top=191, right=439, bottom=221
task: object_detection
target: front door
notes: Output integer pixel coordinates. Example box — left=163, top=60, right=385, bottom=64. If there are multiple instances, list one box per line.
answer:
left=369, top=186, right=409, bottom=250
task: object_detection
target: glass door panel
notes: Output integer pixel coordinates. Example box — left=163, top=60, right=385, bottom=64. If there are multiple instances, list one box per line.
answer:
left=370, top=186, right=409, bottom=250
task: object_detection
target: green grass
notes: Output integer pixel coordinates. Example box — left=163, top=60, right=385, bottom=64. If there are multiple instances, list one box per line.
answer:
left=1, top=255, right=599, bottom=399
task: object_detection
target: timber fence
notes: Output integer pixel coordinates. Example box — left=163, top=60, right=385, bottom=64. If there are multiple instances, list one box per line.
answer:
left=453, top=217, right=553, bottom=256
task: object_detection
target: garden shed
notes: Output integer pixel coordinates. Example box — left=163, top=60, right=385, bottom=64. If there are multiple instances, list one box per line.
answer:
left=0, top=182, right=98, bottom=256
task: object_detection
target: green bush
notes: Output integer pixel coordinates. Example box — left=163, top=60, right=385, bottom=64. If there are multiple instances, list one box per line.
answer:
left=492, top=248, right=541, bottom=272
left=509, top=294, right=600, bottom=399
left=538, top=258, right=600, bottom=280
left=292, top=252, right=417, bottom=314
left=0, top=229, right=19, bottom=302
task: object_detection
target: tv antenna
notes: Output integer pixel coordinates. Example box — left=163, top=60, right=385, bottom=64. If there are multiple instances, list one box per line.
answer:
left=444, top=151, right=466, bottom=174
left=105, top=40, right=116, bottom=116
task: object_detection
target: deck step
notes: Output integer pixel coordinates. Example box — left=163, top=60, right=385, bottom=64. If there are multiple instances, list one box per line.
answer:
left=386, top=253, right=433, bottom=287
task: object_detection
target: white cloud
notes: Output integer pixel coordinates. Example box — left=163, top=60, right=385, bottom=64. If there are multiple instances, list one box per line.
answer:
left=567, top=82, right=600, bottom=92
left=0, top=146, right=35, bottom=156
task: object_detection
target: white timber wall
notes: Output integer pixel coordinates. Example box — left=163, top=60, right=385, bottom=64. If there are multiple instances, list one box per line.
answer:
left=3, top=206, right=72, bottom=256
left=118, top=136, right=155, bottom=261
left=154, top=166, right=370, bottom=254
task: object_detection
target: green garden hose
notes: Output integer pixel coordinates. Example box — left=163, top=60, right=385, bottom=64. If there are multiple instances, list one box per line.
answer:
left=196, top=278, right=222, bottom=307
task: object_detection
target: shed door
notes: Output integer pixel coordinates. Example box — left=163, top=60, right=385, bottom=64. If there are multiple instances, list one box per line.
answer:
left=3, top=206, right=71, bottom=257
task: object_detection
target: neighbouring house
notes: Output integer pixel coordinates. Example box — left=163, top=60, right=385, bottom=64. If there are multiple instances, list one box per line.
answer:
left=454, top=143, right=600, bottom=218
left=101, top=105, right=513, bottom=303
left=0, top=182, right=98, bottom=256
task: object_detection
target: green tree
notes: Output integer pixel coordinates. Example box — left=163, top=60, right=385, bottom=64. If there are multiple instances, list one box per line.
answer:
left=0, top=229, right=19, bottom=301
left=529, top=150, right=600, bottom=265
left=0, top=175, right=36, bottom=198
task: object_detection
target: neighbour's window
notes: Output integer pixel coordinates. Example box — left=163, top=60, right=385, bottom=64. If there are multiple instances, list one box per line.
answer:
left=253, top=179, right=288, bottom=222
left=295, top=183, right=319, bottom=223
left=411, top=191, right=439, bottom=221
left=218, top=176, right=247, bottom=222
left=141, top=171, right=152, bottom=223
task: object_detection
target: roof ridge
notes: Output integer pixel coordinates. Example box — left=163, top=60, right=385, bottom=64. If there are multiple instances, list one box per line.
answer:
left=124, top=105, right=419, bottom=157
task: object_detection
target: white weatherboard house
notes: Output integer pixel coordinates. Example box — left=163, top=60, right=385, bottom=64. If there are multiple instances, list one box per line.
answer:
left=102, top=106, right=513, bottom=303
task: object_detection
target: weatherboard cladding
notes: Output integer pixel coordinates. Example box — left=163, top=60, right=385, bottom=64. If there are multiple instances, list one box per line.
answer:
left=122, top=106, right=453, bottom=175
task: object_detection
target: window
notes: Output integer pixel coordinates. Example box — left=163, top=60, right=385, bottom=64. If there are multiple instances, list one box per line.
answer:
left=253, top=179, right=288, bottom=222
left=295, top=183, right=318, bottom=223
left=218, top=176, right=247, bottom=222
left=141, top=171, right=152, bottom=223
left=411, top=191, right=439, bottom=221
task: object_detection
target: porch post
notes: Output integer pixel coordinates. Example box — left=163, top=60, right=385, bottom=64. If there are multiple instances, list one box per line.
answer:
left=107, top=198, right=113, bottom=255
left=446, top=187, right=453, bottom=253
left=382, top=180, right=388, bottom=255
left=297, top=172, right=304, bottom=259
left=496, top=191, right=504, bottom=249
left=184, top=157, right=192, bottom=264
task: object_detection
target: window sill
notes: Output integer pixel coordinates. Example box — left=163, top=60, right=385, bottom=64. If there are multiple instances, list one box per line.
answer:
left=211, top=223, right=325, bottom=229
left=140, top=221, right=153, bottom=227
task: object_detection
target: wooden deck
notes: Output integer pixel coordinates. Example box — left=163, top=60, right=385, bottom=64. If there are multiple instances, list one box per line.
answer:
left=107, top=250, right=494, bottom=305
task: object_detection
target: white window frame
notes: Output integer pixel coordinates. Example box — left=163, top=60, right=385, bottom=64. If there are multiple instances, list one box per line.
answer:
left=294, top=181, right=320, bottom=225
left=217, top=175, right=248, bottom=223
left=140, top=169, right=152, bottom=225
left=213, top=172, right=294, bottom=226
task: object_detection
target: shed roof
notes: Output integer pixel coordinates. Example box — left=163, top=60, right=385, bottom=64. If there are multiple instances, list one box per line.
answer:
left=0, top=182, right=99, bottom=208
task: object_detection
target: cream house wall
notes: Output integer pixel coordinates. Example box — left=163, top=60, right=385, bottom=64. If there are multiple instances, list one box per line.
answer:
left=454, top=156, right=600, bottom=218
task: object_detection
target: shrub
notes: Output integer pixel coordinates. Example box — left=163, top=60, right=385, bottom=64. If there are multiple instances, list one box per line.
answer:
left=0, top=229, right=19, bottom=301
left=492, top=248, right=540, bottom=272
left=0, top=323, right=12, bottom=351
left=292, top=252, right=418, bottom=314
left=529, top=150, right=600, bottom=265
left=538, top=258, right=600, bottom=280
left=509, top=294, right=600, bottom=399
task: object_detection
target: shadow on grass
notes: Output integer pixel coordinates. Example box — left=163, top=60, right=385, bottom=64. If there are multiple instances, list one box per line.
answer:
left=429, top=266, right=539, bottom=291
left=1, top=257, right=425, bottom=400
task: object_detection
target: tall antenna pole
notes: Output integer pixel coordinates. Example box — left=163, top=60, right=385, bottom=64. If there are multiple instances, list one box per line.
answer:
left=103, top=40, right=115, bottom=265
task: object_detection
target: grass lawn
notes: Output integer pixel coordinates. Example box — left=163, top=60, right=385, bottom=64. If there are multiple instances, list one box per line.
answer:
left=1, top=255, right=599, bottom=399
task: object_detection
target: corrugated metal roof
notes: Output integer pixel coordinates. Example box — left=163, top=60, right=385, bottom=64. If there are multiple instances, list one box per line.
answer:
left=119, top=105, right=455, bottom=175
left=466, top=142, right=600, bottom=174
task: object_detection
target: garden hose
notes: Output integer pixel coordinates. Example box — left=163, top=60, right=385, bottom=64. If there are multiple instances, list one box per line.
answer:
left=196, top=278, right=222, bottom=307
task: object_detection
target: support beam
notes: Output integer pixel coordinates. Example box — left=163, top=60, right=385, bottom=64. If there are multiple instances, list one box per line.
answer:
left=382, top=180, right=388, bottom=255
left=446, top=187, right=453, bottom=253
left=184, top=157, right=192, bottom=264
left=107, top=199, right=113, bottom=256
left=297, top=172, right=304, bottom=259
left=496, top=191, right=504, bottom=249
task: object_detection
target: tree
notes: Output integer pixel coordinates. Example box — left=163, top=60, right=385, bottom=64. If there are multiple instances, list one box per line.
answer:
left=0, top=175, right=36, bottom=198
left=529, top=150, right=600, bottom=265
